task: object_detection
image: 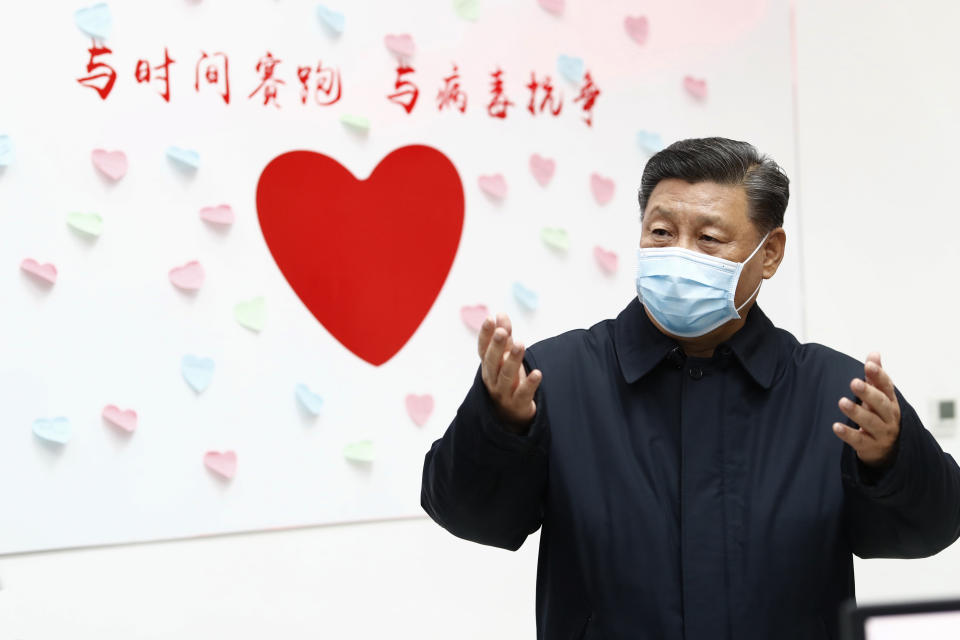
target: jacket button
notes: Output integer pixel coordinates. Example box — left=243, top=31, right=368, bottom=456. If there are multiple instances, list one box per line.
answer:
left=689, top=367, right=703, bottom=380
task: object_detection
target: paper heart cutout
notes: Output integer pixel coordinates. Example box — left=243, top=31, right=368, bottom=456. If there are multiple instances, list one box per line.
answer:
left=405, top=394, right=434, bottom=426
left=256, top=145, right=464, bottom=366
left=181, top=354, right=215, bottom=392
left=0, top=134, right=13, bottom=166
left=234, top=296, right=266, bottom=332
left=683, top=75, right=708, bottom=100
left=625, top=15, right=649, bottom=45
left=295, top=383, right=324, bottom=415
left=541, top=227, right=569, bottom=252
left=538, top=0, right=564, bottom=16
left=33, top=417, right=71, bottom=445
left=20, top=258, right=57, bottom=284
left=453, top=0, right=480, bottom=21
left=593, top=246, right=618, bottom=274
left=590, top=173, right=615, bottom=205
left=529, top=154, right=555, bottom=187
left=204, top=450, right=237, bottom=479
left=344, top=440, right=375, bottom=463
left=66, top=212, right=104, bottom=237
left=74, top=3, right=112, bottom=40
left=166, top=146, right=200, bottom=170
left=102, top=404, right=137, bottom=432
left=199, top=204, right=234, bottom=225
left=339, top=113, right=370, bottom=132
left=557, top=54, right=585, bottom=84
left=636, top=130, right=664, bottom=154
left=169, top=260, right=205, bottom=291
left=91, top=149, right=127, bottom=180
left=316, top=4, right=345, bottom=34
left=384, top=34, right=415, bottom=59
left=478, top=174, right=507, bottom=199
left=460, top=304, right=489, bottom=332
left=513, top=282, right=539, bottom=310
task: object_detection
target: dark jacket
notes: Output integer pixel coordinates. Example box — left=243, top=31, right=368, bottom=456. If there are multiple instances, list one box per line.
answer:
left=421, top=299, right=960, bottom=639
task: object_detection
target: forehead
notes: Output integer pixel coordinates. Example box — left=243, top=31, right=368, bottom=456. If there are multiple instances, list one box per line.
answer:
left=645, top=178, right=749, bottom=227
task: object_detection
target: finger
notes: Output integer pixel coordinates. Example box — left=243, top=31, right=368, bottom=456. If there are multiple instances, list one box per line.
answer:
left=864, top=357, right=896, bottom=402
left=482, top=328, right=510, bottom=386
left=850, top=378, right=894, bottom=424
left=477, top=316, right=496, bottom=358
left=495, top=341, right=524, bottom=396
left=838, top=397, right=883, bottom=437
left=514, top=367, right=543, bottom=406
left=496, top=312, right=513, bottom=337
left=833, top=422, right=867, bottom=450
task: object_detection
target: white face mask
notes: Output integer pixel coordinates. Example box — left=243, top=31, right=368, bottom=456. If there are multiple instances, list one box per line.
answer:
left=635, top=232, right=769, bottom=338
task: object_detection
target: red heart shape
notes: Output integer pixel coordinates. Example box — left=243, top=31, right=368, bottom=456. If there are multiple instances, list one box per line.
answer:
left=256, top=145, right=464, bottom=366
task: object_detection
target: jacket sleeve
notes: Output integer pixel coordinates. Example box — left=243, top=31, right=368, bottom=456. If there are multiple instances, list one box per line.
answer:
left=843, top=387, right=960, bottom=558
left=420, top=349, right=549, bottom=551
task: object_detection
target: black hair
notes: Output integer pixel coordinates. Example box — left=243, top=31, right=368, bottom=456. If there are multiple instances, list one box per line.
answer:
left=638, top=137, right=790, bottom=235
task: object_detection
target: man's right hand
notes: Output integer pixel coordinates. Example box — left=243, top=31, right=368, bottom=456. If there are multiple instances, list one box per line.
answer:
left=478, top=312, right=543, bottom=432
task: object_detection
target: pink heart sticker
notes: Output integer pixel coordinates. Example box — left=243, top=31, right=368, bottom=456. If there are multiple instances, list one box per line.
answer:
left=529, top=154, right=555, bottom=187
left=590, top=173, right=615, bottom=205
left=405, top=394, right=435, bottom=426
left=20, top=258, right=58, bottom=284
left=624, top=15, right=649, bottom=45
left=460, top=304, right=490, bottom=332
left=204, top=450, right=237, bottom=479
left=593, top=246, right=618, bottom=274
left=478, top=174, right=507, bottom=199
left=683, top=75, right=708, bottom=100
left=102, top=404, right=138, bottom=433
left=384, top=33, right=415, bottom=59
left=199, top=204, right=235, bottom=225
left=538, top=0, right=564, bottom=16
left=91, top=149, right=128, bottom=181
left=169, top=260, right=205, bottom=291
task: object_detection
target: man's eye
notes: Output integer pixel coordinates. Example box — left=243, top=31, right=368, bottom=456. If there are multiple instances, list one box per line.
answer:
left=652, top=229, right=669, bottom=237
left=701, top=235, right=718, bottom=243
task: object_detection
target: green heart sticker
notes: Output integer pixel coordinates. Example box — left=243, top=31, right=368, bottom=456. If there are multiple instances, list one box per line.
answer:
left=66, top=212, right=104, bottom=237
left=453, top=0, right=480, bottom=21
left=339, top=113, right=370, bottom=132
left=540, top=226, right=570, bottom=252
left=234, top=296, right=266, bottom=332
left=344, top=440, right=375, bottom=463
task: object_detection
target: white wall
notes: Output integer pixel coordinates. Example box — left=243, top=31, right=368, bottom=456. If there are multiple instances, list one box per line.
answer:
left=2, top=1, right=958, bottom=637
left=794, top=0, right=960, bottom=603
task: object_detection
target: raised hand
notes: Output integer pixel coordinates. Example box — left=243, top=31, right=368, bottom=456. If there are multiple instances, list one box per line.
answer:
left=833, top=352, right=902, bottom=468
left=477, top=312, right=543, bottom=431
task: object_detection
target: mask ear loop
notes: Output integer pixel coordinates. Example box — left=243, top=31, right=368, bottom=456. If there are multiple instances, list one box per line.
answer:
left=735, top=231, right=772, bottom=314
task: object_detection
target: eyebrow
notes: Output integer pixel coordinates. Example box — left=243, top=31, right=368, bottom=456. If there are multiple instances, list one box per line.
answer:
left=646, top=205, right=729, bottom=228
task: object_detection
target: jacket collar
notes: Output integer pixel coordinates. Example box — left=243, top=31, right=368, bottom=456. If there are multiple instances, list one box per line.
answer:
left=614, top=297, right=780, bottom=389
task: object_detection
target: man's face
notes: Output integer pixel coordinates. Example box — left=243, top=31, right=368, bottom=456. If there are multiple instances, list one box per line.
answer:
left=640, top=178, right=780, bottom=329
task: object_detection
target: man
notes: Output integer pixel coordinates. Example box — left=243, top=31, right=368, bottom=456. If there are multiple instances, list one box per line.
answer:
left=420, top=137, right=960, bottom=639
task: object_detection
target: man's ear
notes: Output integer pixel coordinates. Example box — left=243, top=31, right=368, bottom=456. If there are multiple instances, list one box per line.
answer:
left=762, top=228, right=787, bottom=279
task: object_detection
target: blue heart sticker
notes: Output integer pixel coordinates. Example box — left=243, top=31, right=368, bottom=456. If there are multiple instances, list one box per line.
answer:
left=295, top=383, right=324, bottom=416
left=316, top=4, right=345, bottom=34
left=557, top=54, right=585, bottom=84
left=182, top=354, right=215, bottom=393
left=33, top=417, right=71, bottom=445
left=512, top=282, right=539, bottom=311
left=74, top=3, right=113, bottom=40
left=636, top=130, right=664, bottom=154
left=166, top=146, right=200, bottom=170
left=0, top=135, right=13, bottom=167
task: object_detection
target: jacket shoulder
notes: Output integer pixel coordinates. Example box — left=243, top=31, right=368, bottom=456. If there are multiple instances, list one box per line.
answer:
left=526, top=317, right=616, bottom=368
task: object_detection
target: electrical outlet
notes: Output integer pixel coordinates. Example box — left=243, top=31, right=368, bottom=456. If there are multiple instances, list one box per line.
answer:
left=930, top=399, right=957, bottom=439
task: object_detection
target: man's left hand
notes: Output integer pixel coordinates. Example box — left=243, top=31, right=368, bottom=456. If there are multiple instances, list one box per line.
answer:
left=832, top=352, right=902, bottom=468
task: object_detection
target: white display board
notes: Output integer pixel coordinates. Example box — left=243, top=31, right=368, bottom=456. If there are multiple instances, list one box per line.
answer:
left=0, top=0, right=803, bottom=554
